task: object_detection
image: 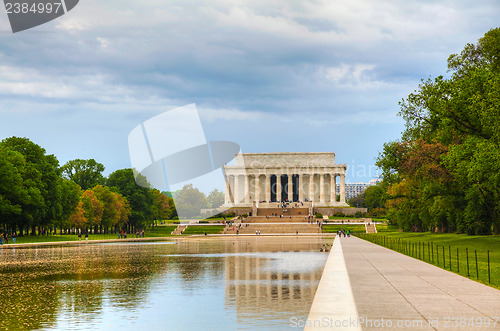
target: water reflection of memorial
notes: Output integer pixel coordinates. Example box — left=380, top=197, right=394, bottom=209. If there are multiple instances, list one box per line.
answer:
left=222, top=238, right=328, bottom=323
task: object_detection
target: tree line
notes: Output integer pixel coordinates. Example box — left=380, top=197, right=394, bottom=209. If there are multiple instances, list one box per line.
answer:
left=373, top=28, right=500, bottom=235
left=0, top=137, right=172, bottom=235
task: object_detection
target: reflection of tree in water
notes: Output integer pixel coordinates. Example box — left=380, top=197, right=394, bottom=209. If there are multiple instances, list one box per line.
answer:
left=59, top=281, right=104, bottom=324
left=0, top=244, right=172, bottom=329
left=0, top=272, right=59, bottom=330
left=0, top=241, right=229, bottom=329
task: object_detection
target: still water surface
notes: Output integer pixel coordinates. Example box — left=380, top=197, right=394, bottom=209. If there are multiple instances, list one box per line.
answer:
left=0, top=237, right=331, bottom=330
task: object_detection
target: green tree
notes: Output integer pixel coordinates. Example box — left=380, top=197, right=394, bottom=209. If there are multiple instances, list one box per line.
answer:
left=206, top=188, right=224, bottom=209
left=377, top=28, right=500, bottom=234
left=348, top=190, right=365, bottom=208
left=92, top=185, right=130, bottom=233
left=106, top=169, right=153, bottom=230
left=161, top=192, right=177, bottom=219
left=151, top=189, right=170, bottom=224
left=0, top=137, right=61, bottom=234
left=54, top=178, right=82, bottom=234
left=81, top=189, right=103, bottom=229
left=173, top=184, right=208, bottom=218
left=62, top=159, right=105, bottom=190
left=0, top=147, right=32, bottom=232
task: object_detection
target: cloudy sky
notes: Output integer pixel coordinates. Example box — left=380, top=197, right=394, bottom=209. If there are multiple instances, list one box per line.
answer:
left=0, top=0, right=498, bottom=185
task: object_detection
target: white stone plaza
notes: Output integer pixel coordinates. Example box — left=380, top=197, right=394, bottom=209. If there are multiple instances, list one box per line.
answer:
left=223, top=152, right=348, bottom=207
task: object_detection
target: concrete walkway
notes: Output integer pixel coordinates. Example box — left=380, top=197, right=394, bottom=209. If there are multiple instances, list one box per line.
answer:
left=308, top=236, right=500, bottom=330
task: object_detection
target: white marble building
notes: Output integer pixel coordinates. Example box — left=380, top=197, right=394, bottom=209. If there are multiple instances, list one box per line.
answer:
left=223, top=152, right=348, bottom=207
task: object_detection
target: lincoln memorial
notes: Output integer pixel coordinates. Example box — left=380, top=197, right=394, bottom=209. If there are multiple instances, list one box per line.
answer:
left=223, top=152, right=348, bottom=207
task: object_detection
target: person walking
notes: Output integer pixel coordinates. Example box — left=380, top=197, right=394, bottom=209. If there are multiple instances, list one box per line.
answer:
left=85, top=233, right=88, bottom=241
left=12, top=231, right=16, bottom=244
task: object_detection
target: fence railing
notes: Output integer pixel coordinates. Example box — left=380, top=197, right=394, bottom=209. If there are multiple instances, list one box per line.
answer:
left=356, top=233, right=496, bottom=286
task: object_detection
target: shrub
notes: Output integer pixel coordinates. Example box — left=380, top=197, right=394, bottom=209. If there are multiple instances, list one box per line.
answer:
left=355, top=211, right=362, bottom=218
left=315, top=212, right=323, bottom=218
left=334, top=212, right=345, bottom=217
left=242, top=214, right=248, bottom=218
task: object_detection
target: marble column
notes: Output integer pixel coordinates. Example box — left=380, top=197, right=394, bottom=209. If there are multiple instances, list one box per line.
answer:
left=340, top=173, right=346, bottom=204
left=225, top=175, right=230, bottom=204
left=276, top=174, right=282, bottom=202
left=287, top=173, right=293, bottom=202
left=254, top=175, right=260, bottom=203
left=298, top=174, right=304, bottom=202
left=244, top=175, right=250, bottom=203
left=265, top=174, right=271, bottom=202
left=330, top=174, right=336, bottom=204
left=319, top=174, right=325, bottom=203
left=234, top=175, right=240, bottom=203
left=309, top=174, right=314, bottom=202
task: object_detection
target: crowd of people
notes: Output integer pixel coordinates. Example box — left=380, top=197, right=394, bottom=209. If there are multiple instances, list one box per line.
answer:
left=337, top=229, right=350, bottom=237
left=0, top=231, right=16, bottom=245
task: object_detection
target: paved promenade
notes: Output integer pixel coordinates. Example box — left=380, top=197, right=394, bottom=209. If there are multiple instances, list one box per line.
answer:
left=307, top=236, right=500, bottom=330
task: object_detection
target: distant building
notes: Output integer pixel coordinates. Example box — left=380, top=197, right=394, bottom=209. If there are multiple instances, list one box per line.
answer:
left=337, top=179, right=382, bottom=200
left=368, top=178, right=382, bottom=186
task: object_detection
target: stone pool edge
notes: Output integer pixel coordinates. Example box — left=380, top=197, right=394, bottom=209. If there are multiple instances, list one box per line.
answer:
left=305, top=236, right=361, bottom=331
left=0, top=234, right=336, bottom=249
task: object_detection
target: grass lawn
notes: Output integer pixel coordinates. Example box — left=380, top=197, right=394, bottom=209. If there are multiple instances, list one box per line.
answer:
left=182, top=225, right=225, bottom=235
left=145, top=226, right=178, bottom=237
left=202, top=217, right=230, bottom=221
left=322, top=224, right=367, bottom=233
left=156, top=219, right=180, bottom=224
left=375, top=224, right=399, bottom=232
left=327, top=216, right=364, bottom=219
left=356, top=232, right=500, bottom=289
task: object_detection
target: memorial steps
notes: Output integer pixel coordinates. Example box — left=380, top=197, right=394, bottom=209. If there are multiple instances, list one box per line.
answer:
left=172, top=225, right=187, bottom=235
left=243, top=216, right=313, bottom=223
left=256, top=207, right=309, bottom=216
left=223, top=206, right=323, bottom=234
left=365, top=223, right=377, bottom=233
left=224, top=223, right=322, bottom=235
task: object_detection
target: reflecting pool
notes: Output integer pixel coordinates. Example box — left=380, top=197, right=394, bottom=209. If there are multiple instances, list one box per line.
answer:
left=0, top=237, right=332, bottom=330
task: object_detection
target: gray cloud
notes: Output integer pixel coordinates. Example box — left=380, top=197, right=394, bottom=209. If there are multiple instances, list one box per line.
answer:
left=0, top=0, right=498, bottom=181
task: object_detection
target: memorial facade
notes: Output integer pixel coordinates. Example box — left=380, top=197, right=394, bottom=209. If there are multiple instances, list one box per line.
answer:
left=223, top=152, right=348, bottom=207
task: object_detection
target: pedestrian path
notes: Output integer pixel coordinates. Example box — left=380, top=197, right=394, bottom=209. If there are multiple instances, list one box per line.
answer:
left=307, top=236, right=500, bottom=330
